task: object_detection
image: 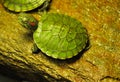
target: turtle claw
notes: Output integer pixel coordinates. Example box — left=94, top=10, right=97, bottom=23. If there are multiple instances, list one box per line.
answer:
left=32, top=43, right=40, bottom=53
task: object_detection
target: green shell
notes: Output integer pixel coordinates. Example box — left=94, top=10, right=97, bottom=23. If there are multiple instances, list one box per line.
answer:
left=3, top=0, right=47, bottom=12
left=33, top=13, right=88, bottom=59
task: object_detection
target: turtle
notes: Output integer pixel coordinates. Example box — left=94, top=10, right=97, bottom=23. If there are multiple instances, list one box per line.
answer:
left=18, top=13, right=89, bottom=60
left=3, top=0, right=50, bottom=12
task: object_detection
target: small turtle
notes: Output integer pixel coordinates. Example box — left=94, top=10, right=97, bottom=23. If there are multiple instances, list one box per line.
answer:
left=18, top=13, right=88, bottom=60
left=3, top=0, right=50, bottom=12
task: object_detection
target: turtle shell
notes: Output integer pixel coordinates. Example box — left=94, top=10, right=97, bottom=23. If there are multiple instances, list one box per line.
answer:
left=3, top=0, right=47, bottom=12
left=33, top=13, right=88, bottom=59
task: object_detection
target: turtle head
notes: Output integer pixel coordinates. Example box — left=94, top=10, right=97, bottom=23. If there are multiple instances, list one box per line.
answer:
left=18, top=13, right=38, bottom=31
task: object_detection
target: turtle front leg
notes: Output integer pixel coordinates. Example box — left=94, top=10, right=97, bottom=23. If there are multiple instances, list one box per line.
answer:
left=38, top=0, right=51, bottom=17
left=32, top=43, right=40, bottom=53
left=38, top=0, right=51, bottom=16
left=38, top=0, right=51, bottom=12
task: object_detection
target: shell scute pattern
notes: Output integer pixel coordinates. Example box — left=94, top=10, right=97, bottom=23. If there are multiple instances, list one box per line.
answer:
left=33, top=13, right=88, bottom=59
left=3, top=0, right=46, bottom=12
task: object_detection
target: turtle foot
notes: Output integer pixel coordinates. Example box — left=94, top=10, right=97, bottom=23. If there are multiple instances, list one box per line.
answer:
left=32, top=43, right=40, bottom=53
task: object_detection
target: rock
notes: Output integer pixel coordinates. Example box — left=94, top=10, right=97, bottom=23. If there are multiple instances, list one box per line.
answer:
left=0, top=0, right=120, bottom=82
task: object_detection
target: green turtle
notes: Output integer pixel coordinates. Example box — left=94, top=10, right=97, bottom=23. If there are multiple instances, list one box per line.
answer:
left=18, top=13, right=88, bottom=60
left=3, top=0, right=50, bottom=12
left=3, top=0, right=88, bottom=60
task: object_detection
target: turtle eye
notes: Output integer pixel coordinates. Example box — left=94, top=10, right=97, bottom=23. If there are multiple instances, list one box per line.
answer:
left=29, top=22, right=36, bottom=27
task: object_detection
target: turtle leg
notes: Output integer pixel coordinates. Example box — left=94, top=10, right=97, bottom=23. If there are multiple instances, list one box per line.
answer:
left=38, top=0, right=50, bottom=12
left=38, top=0, right=50, bottom=16
left=32, top=43, right=40, bottom=53
left=84, top=40, right=91, bottom=50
